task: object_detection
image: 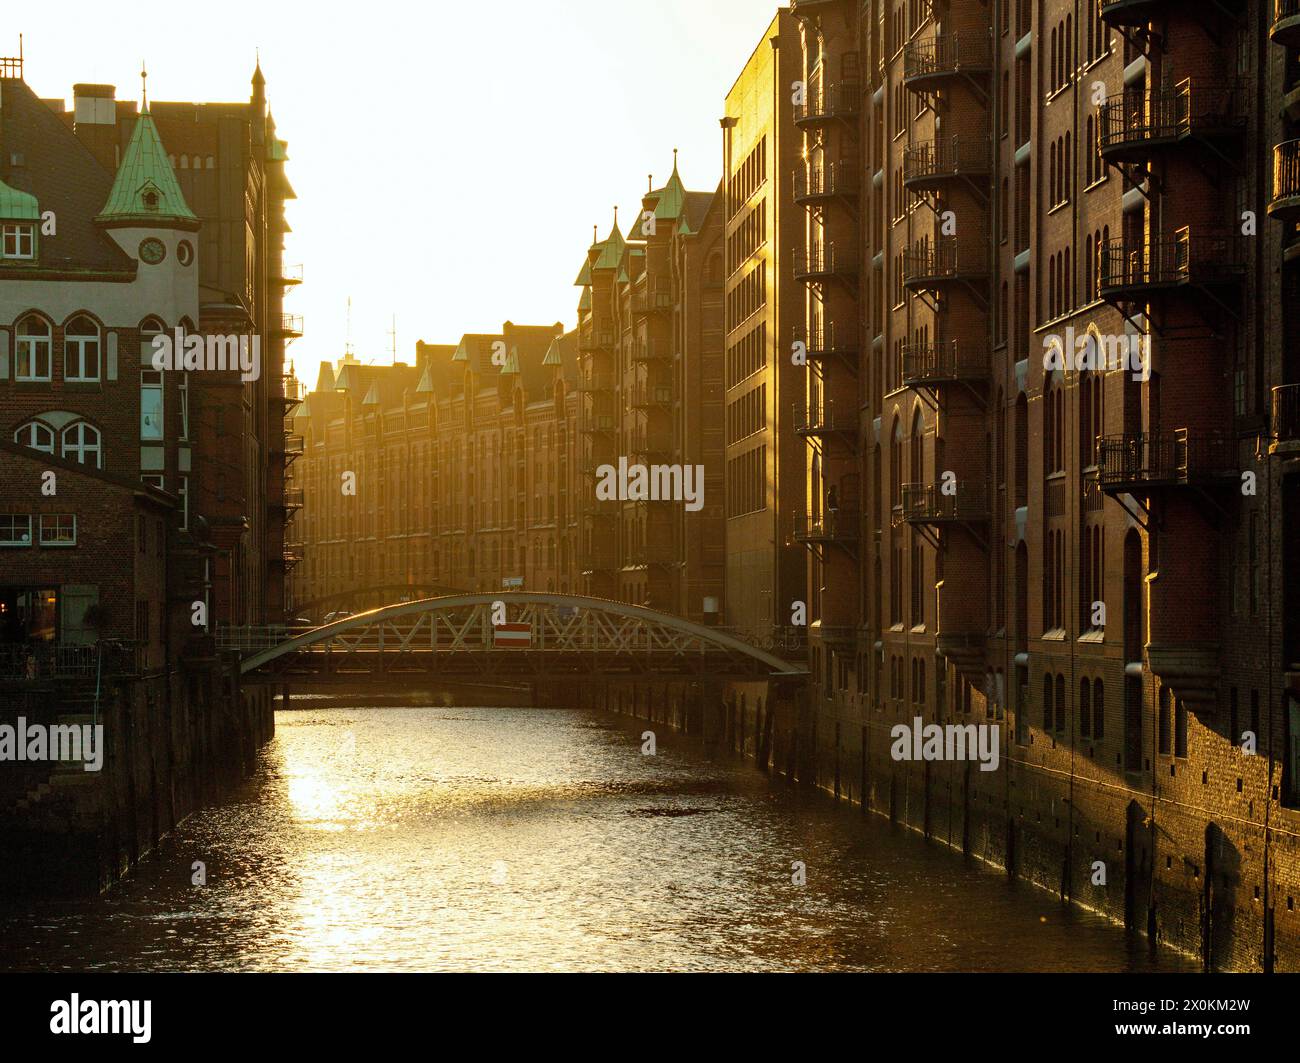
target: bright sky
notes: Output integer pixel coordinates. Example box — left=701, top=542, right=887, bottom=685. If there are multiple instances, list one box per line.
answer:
left=18, top=0, right=779, bottom=386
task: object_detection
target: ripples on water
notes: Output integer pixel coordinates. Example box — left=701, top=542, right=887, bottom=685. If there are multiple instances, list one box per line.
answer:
left=0, top=703, right=1195, bottom=972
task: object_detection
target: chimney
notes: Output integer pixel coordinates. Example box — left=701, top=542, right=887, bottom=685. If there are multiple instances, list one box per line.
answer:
left=72, top=84, right=118, bottom=173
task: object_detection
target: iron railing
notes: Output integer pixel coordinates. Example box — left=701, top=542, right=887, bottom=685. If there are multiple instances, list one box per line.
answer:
left=1100, top=229, right=1246, bottom=292
left=793, top=159, right=862, bottom=201
left=901, top=339, right=988, bottom=384
left=1096, top=430, right=1238, bottom=488
left=1272, top=384, right=1300, bottom=446
left=795, top=79, right=862, bottom=124
left=794, top=242, right=859, bottom=281
left=898, top=482, right=990, bottom=524
left=902, top=237, right=989, bottom=285
left=902, top=136, right=991, bottom=184
left=1273, top=140, right=1300, bottom=209
left=793, top=509, right=860, bottom=543
left=793, top=400, right=858, bottom=435
left=793, top=322, right=860, bottom=361
left=1098, top=80, right=1245, bottom=154
left=903, top=32, right=993, bottom=82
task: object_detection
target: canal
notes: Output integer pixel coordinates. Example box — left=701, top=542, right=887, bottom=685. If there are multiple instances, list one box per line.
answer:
left=0, top=701, right=1197, bottom=972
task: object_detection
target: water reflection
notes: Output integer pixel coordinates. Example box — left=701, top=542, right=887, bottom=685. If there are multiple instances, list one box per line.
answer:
left=0, top=704, right=1196, bottom=973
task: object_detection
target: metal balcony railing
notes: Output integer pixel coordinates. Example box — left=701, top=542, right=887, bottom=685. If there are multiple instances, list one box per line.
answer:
left=632, top=287, right=673, bottom=316
left=901, top=339, right=988, bottom=385
left=794, top=242, right=859, bottom=281
left=1274, top=0, right=1300, bottom=46
left=902, top=136, right=991, bottom=186
left=280, top=434, right=305, bottom=459
left=1271, top=140, right=1300, bottom=219
left=793, top=400, right=858, bottom=436
left=282, top=487, right=305, bottom=508
left=795, top=79, right=861, bottom=125
left=898, top=482, right=990, bottom=524
left=579, top=329, right=616, bottom=352
left=793, top=159, right=862, bottom=202
left=630, top=383, right=673, bottom=408
left=1096, top=430, right=1238, bottom=489
left=1098, top=81, right=1245, bottom=157
left=579, top=371, right=616, bottom=392
left=794, top=322, right=860, bottom=362
left=1272, top=384, right=1300, bottom=448
left=277, top=314, right=303, bottom=338
left=275, top=263, right=303, bottom=285
left=632, top=339, right=672, bottom=363
left=1099, top=229, right=1247, bottom=294
left=903, top=32, right=993, bottom=84
left=793, top=509, right=860, bottom=543
left=902, top=237, right=989, bottom=287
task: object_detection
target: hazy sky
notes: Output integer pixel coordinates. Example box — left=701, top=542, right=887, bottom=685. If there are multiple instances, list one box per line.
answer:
left=17, top=0, right=779, bottom=385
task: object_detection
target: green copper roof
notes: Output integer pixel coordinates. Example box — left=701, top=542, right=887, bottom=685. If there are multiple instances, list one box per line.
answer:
left=592, top=219, right=625, bottom=271
left=415, top=365, right=435, bottom=393
left=315, top=361, right=336, bottom=391
left=578, top=287, right=592, bottom=312
left=0, top=177, right=39, bottom=221
left=500, top=346, right=520, bottom=376
left=97, top=109, right=198, bottom=227
left=362, top=381, right=380, bottom=406
left=268, top=138, right=289, bottom=163
left=452, top=339, right=469, bottom=363
left=654, top=162, right=686, bottom=221
left=574, top=257, right=592, bottom=286
left=617, top=265, right=630, bottom=284
left=543, top=339, right=563, bottom=367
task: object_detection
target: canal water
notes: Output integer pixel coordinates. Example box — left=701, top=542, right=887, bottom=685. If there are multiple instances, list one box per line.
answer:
left=0, top=702, right=1196, bottom=972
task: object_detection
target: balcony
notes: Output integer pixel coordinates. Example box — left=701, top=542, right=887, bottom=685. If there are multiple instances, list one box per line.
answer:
left=1270, top=140, right=1300, bottom=223
left=793, top=159, right=862, bottom=205
left=1097, top=431, right=1238, bottom=492
left=1271, top=384, right=1300, bottom=455
left=274, top=263, right=303, bottom=286
left=794, top=323, right=859, bottom=364
left=1098, top=81, right=1246, bottom=164
left=898, top=482, right=990, bottom=526
left=278, top=434, right=305, bottom=466
left=632, top=338, right=672, bottom=363
left=629, top=428, right=671, bottom=460
left=581, top=410, right=618, bottom=434
left=901, top=339, right=988, bottom=387
left=275, top=373, right=303, bottom=413
left=1099, top=230, right=1246, bottom=301
left=276, top=486, right=305, bottom=511
left=578, top=328, right=616, bottom=353
left=794, top=242, right=859, bottom=284
left=794, top=79, right=861, bottom=127
left=793, top=509, right=859, bottom=545
left=902, top=33, right=992, bottom=91
left=632, top=286, right=672, bottom=317
left=793, top=400, right=858, bottom=439
left=279, top=543, right=305, bottom=567
left=579, top=371, right=616, bottom=392
left=630, top=383, right=673, bottom=409
left=901, top=237, right=989, bottom=291
left=1100, top=0, right=1167, bottom=26
left=275, top=313, right=303, bottom=340
left=1274, top=0, right=1300, bottom=47
left=902, top=136, right=991, bottom=193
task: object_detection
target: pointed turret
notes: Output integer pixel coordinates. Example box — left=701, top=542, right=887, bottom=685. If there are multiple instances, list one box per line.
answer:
left=96, top=108, right=198, bottom=229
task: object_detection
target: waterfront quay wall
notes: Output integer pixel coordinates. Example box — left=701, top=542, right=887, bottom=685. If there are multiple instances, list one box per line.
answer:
left=561, top=672, right=1297, bottom=972
left=0, top=656, right=274, bottom=899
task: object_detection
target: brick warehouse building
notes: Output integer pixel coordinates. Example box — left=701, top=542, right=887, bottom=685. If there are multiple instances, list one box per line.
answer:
left=288, top=323, right=582, bottom=614
left=0, top=57, right=291, bottom=893
left=571, top=156, right=726, bottom=625
left=769, top=0, right=1300, bottom=970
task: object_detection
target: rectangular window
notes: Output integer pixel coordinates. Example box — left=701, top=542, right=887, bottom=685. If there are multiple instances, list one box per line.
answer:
left=141, top=370, right=164, bottom=440
left=39, top=514, right=76, bottom=546
left=179, top=475, right=189, bottom=531
left=0, top=514, right=33, bottom=546
left=1, top=223, right=34, bottom=259
left=179, top=373, right=190, bottom=440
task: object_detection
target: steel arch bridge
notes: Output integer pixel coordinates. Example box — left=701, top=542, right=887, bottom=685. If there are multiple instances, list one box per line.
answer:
left=223, top=593, right=807, bottom=681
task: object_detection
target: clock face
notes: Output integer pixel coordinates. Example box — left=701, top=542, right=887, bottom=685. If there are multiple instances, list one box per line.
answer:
left=176, top=240, right=194, bottom=266
left=139, top=238, right=166, bottom=265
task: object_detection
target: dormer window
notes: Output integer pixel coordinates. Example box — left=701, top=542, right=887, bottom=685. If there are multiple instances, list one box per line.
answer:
left=2, top=223, right=34, bottom=259
left=142, top=189, right=159, bottom=210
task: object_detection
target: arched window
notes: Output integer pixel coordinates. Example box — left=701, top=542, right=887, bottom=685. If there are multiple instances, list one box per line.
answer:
left=64, top=314, right=101, bottom=381
left=61, top=421, right=102, bottom=468
left=14, top=420, right=54, bottom=453
left=15, top=314, right=52, bottom=381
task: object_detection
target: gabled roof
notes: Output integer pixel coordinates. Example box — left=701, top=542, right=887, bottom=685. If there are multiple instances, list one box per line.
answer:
left=592, top=218, right=625, bottom=271
left=0, top=77, right=135, bottom=274
left=97, top=108, right=199, bottom=228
